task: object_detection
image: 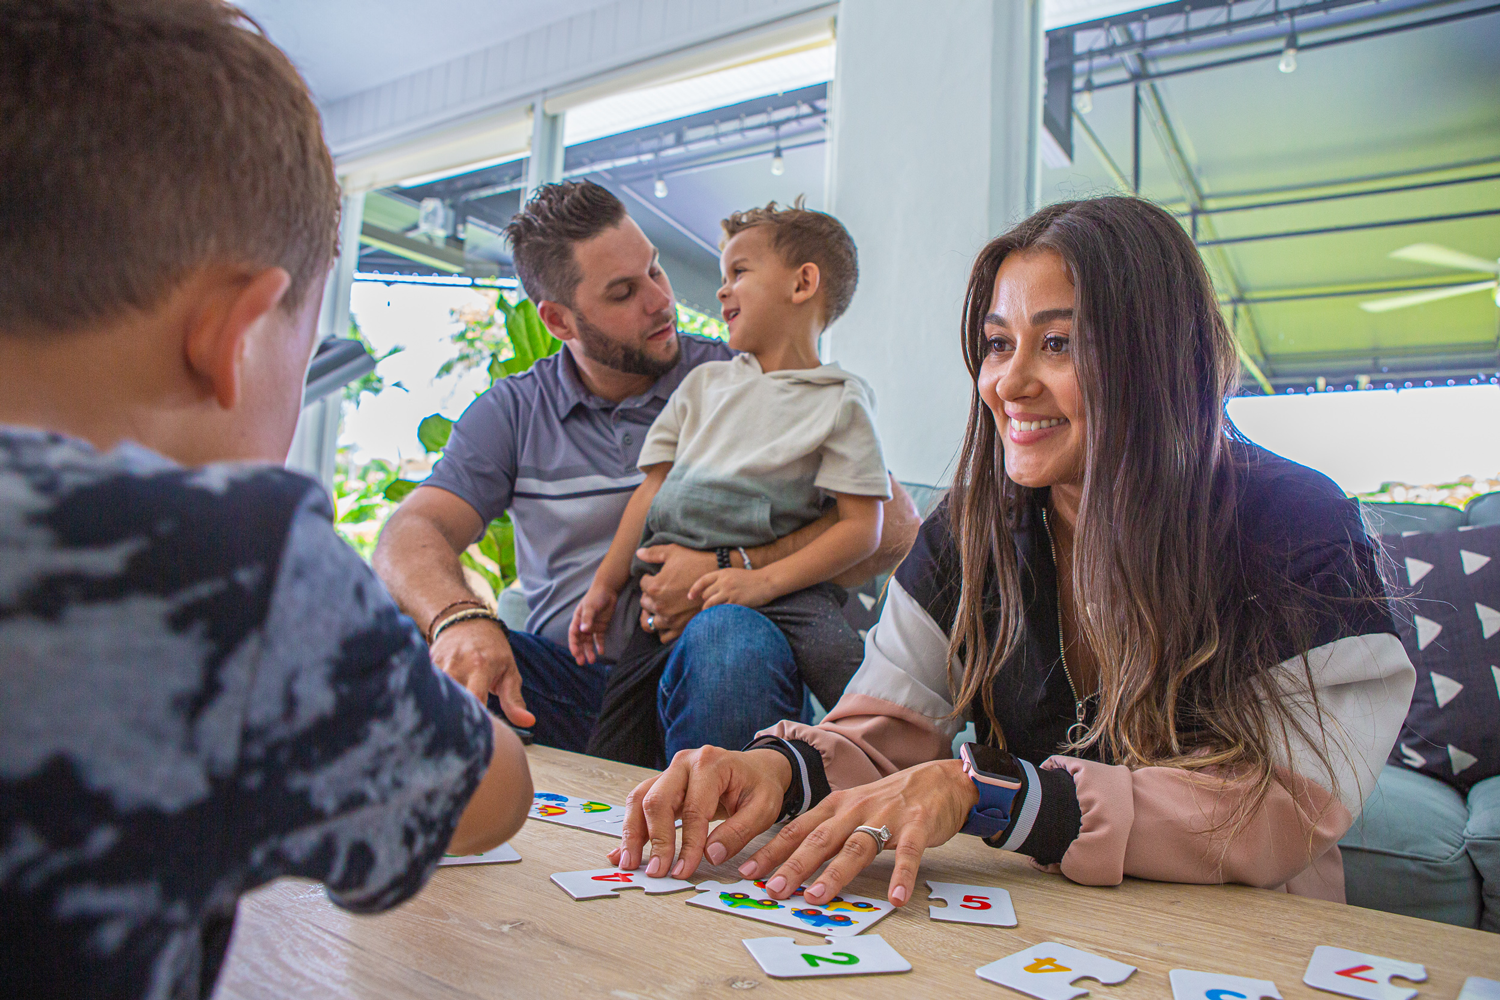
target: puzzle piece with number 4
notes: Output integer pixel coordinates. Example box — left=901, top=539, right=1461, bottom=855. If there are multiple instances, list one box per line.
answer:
left=977, top=942, right=1136, bottom=1000
left=1303, top=946, right=1427, bottom=1000
left=548, top=867, right=695, bottom=900
left=927, top=880, right=1017, bottom=926
left=742, top=935, right=911, bottom=978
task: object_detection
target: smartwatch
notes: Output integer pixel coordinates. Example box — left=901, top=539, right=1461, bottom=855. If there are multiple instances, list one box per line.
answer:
left=959, top=742, right=1028, bottom=840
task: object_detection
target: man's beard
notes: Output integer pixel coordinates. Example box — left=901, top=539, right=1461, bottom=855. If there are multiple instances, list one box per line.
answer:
left=573, top=310, right=679, bottom=379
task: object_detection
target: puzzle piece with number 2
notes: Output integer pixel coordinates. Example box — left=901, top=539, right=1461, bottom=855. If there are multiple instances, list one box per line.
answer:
left=742, top=934, right=911, bottom=978
left=687, top=879, right=894, bottom=937
left=977, top=942, right=1137, bottom=1000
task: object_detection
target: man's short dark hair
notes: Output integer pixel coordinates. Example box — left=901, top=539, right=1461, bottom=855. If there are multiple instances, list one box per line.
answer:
left=504, top=181, right=628, bottom=306
left=0, top=0, right=340, bottom=334
left=721, top=198, right=858, bottom=326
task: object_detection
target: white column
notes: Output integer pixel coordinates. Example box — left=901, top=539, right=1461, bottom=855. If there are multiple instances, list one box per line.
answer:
left=523, top=100, right=565, bottom=204
left=826, top=0, right=1043, bottom=487
left=287, top=190, right=365, bottom=488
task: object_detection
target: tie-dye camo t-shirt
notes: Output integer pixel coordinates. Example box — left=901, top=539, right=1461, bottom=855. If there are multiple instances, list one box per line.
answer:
left=0, top=428, right=494, bottom=1000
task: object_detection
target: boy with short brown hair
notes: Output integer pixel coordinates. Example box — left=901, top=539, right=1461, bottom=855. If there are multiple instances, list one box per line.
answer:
left=0, top=2, right=530, bottom=996
left=571, top=200, right=889, bottom=771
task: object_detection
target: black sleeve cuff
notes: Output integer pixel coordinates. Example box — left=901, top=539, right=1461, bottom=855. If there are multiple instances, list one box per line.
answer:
left=743, top=736, right=831, bottom=822
left=988, top=764, right=1081, bottom=866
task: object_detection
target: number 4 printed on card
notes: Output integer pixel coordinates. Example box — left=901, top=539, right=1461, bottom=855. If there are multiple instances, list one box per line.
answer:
left=927, top=880, right=1018, bottom=926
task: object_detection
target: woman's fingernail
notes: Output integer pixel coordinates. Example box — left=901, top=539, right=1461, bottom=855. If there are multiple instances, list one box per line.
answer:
left=891, top=884, right=908, bottom=904
left=672, top=860, right=687, bottom=878
left=766, top=876, right=787, bottom=895
left=707, top=843, right=727, bottom=865
left=810, top=882, right=827, bottom=900
left=647, top=856, right=664, bottom=877
left=739, top=861, right=757, bottom=877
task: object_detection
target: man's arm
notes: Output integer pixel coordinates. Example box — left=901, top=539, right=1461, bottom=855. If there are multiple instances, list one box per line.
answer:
left=372, top=485, right=534, bottom=727
left=638, top=475, right=921, bottom=640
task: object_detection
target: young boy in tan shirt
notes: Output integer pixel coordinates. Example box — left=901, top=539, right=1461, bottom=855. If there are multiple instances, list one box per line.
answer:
left=570, top=202, right=889, bottom=766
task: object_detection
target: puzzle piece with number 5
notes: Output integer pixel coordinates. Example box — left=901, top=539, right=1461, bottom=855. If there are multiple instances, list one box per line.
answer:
left=977, top=942, right=1136, bottom=1000
left=1303, top=946, right=1426, bottom=1000
left=927, top=880, right=1017, bottom=926
left=686, top=880, right=893, bottom=937
left=742, top=935, right=911, bottom=978
left=548, top=867, right=695, bottom=900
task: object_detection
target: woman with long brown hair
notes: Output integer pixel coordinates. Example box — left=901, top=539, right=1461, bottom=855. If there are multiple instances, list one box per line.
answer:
left=606, top=197, right=1414, bottom=907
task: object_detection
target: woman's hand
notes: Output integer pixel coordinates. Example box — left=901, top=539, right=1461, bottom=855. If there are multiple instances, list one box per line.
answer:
left=607, top=746, right=792, bottom=879
left=738, top=759, right=979, bottom=907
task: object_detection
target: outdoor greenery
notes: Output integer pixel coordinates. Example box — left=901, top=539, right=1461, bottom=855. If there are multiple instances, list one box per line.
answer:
left=330, top=286, right=726, bottom=597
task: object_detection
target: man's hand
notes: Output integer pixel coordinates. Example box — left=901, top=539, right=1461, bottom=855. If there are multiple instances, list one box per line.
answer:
left=430, top=618, right=536, bottom=729
left=568, top=582, right=618, bottom=665
left=636, top=544, right=716, bottom=642
left=688, top=567, right=780, bottom=609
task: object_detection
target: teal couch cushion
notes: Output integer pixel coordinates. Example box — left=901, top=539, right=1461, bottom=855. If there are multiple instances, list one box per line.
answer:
left=1341, top=765, right=1482, bottom=927
left=1466, top=774, right=1500, bottom=932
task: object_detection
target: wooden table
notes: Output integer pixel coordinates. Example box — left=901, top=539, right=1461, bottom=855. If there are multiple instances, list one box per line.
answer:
left=213, top=746, right=1499, bottom=999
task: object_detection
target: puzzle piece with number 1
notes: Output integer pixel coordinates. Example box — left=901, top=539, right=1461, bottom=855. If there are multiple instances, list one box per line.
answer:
left=977, top=942, right=1136, bottom=1000
left=548, top=867, right=695, bottom=900
left=1303, top=946, right=1426, bottom=1000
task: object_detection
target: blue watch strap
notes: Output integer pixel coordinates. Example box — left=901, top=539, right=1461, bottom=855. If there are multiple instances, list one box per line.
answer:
left=960, top=765, right=1024, bottom=839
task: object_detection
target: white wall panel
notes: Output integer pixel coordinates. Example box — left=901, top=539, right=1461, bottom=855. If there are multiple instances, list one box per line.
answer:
left=322, top=0, right=834, bottom=164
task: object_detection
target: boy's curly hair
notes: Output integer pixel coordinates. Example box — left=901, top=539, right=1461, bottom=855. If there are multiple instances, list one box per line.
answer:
left=721, top=197, right=859, bottom=325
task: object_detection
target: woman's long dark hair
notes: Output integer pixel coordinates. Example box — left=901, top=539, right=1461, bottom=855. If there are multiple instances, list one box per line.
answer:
left=948, top=197, right=1336, bottom=810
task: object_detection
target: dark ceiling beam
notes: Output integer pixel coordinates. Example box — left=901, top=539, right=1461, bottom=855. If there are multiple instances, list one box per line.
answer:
left=1227, top=277, right=1499, bottom=306
left=1197, top=207, right=1500, bottom=246
left=1079, top=2, right=1500, bottom=92
left=1192, top=153, right=1500, bottom=201
left=1183, top=171, right=1500, bottom=217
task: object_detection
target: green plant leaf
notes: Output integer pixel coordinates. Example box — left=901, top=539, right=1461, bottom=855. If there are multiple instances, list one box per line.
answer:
left=383, top=479, right=419, bottom=502
left=417, top=413, right=454, bottom=454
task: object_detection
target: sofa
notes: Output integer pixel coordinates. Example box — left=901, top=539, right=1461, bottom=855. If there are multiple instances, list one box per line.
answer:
left=1339, top=499, right=1500, bottom=932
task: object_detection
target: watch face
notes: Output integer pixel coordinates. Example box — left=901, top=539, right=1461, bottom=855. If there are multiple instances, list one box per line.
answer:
left=966, top=744, right=1025, bottom=783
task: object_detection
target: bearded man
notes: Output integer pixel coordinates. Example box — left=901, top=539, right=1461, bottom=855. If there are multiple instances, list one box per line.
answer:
left=374, top=181, right=918, bottom=756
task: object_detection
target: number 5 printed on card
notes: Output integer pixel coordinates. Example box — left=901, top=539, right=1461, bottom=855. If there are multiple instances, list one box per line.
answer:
left=927, top=880, right=1018, bottom=927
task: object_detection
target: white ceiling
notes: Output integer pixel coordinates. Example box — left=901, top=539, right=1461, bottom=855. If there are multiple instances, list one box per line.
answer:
left=238, top=0, right=1154, bottom=104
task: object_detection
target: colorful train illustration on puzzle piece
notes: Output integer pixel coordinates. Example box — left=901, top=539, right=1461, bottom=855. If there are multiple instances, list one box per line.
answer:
left=791, top=908, right=855, bottom=928
left=720, top=892, right=782, bottom=910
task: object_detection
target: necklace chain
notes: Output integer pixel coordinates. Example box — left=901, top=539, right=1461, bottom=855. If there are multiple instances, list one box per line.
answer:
left=1042, top=507, right=1090, bottom=745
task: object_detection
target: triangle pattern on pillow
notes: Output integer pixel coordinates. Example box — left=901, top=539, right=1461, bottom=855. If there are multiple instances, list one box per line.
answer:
left=1405, top=557, right=1434, bottom=585
left=1448, top=744, right=1479, bottom=775
left=1415, top=614, right=1443, bottom=650
left=858, top=592, right=877, bottom=611
left=1399, top=744, right=1426, bottom=769
left=1492, top=665, right=1500, bottom=700
left=1460, top=550, right=1492, bottom=576
left=1430, top=672, right=1463, bottom=708
left=1479, top=603, right=1500, bottom=640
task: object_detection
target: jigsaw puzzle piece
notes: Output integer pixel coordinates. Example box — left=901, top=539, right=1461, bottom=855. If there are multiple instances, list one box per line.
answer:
left=548, top=867, right=694, bottom=900
left=742, top=935, right=911, bottom=978
left=439, top=842, right=521, bottom=866
left=1458, top=978, right=1500, bottom=1000
left=977, top=941, right=1136, bottom=1000
left=1171, top=969, right=1283, bottom=1000
left=926, top=880, right=1017, bottom=927
left=1303, top=946, right=1427, bottom=1000
left=687, top=879, right=892, bottom=937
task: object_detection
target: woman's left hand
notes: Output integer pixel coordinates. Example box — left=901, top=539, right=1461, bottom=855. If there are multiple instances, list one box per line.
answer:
left=738, top=758, right=980, bottom=907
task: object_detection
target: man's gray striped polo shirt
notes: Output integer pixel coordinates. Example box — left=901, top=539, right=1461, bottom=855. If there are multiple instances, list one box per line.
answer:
left=423, top=333, right=733, bottom=652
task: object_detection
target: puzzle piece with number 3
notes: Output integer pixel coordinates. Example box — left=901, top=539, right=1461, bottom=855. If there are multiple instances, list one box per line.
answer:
left=927, top=880, right=1017, bottom=926
left=742, top=935, right=911, bottom=978
left=548, top=867, right=695, bottom=900
left=977, top=942, right=1137, bottom=1000
left=1303, top=946, right=1427, bottom=1000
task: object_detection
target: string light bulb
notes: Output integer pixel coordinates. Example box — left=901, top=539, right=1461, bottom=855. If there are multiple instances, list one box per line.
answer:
left=770, top=145, right=785, bottom=175
left=1279, top=19, right=1298, bottom=73
left=1075, top=58, right=1095, bottom=114
left=653, top=175, right=668, bottom=198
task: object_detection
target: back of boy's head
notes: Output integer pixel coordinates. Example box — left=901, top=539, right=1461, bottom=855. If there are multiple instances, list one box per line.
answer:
left=720, top=198, right=859, bottom=325
left=504, top=180, right=627, bottom=307
left=0, top=0, right=340, bottom=335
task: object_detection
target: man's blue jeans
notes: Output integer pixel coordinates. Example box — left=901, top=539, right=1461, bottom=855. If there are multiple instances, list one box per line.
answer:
left=502, top=605, right=803, bottom=757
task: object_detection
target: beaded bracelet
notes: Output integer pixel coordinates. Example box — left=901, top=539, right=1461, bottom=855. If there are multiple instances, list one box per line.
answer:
left=429, top=607, right=506, bottom=646
left=426, top=598, right=487, bottom=643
